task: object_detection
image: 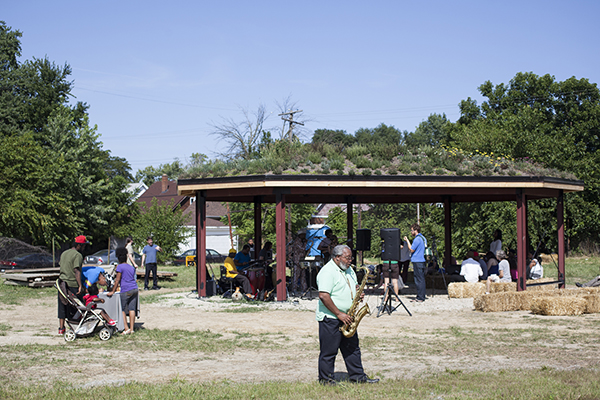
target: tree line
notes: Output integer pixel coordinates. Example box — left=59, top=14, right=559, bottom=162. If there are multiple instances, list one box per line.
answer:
left=2, top=20, right=599, bottom=258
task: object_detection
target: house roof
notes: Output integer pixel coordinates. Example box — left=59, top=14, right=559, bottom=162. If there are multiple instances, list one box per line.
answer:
left=137, top=176, right=189, bottom=211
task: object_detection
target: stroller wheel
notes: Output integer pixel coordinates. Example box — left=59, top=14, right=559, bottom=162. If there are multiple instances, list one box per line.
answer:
left=99, top=327, right=112, bottom=341
left=64, top=330, right=76, bottom=342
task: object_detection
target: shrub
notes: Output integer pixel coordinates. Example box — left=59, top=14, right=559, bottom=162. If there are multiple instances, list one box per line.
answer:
left=300, top=168, right=310, bottom=174
left=308, top=152, right=321, bottom=164
left=423, top=164, right=434, bottom=174
left=337, top=169, right=344, bottom=175
left=362, top=168, right=372, bottom=176
left=435, top=168, right=445, bottom=175
left=348, top=168, right=356, bottom=176
left=345, top=145, right=369, bottom=159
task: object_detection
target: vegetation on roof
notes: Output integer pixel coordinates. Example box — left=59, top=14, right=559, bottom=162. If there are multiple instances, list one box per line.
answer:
left=179, top=140, right=577, bottom=180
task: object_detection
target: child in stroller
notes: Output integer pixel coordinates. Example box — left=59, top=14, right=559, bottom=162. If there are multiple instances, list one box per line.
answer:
left=55, top=279, right=115, bottom=341
left=83, top=284, right=117, bottom=327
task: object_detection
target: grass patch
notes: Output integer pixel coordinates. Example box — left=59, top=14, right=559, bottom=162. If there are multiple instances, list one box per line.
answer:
left=1, top=368, right=600, bottom=399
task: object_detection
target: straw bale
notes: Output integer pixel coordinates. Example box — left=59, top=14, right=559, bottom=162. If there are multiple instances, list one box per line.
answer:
left=526, top=278, right=559, bottom=291
left=490, top=281, right=516, bottom=293
left=539, top=253, right=557, bottom=264
left=583, top=294, right=600, bottom=314
left=448, top=282, right=485, bottom=298
left=474, top=292, right=523, bottom=312
left=531, top=296, right=586, bottom=316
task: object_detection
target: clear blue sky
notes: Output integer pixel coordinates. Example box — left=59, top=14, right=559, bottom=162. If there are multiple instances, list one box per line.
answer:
left=4, top=1, right=600, bottom=174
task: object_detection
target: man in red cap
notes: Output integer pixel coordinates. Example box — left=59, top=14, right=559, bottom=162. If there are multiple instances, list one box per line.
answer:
left=57, top=235, right=88, bottom=335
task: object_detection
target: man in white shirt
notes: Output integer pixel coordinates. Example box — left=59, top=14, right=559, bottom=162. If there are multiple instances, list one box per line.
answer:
left=459, top=251, right=483, bottom=283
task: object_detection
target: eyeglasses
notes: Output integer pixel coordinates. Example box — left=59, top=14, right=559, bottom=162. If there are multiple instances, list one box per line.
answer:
left=339, top=254, right=353, bottom=261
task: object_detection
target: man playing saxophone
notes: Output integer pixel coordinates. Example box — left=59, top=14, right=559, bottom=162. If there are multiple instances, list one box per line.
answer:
left=316, top=244, right=379, bottom=385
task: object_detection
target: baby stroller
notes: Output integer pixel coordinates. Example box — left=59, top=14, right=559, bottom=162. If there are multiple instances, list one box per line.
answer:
left=55, top=279, right=115, bottom=342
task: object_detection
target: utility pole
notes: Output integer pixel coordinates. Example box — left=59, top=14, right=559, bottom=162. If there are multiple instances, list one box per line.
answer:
left=278, top=110, right=304, bottom=141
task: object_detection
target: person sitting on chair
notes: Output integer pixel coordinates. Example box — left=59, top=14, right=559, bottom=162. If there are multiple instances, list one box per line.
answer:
left=234, top=244, right=253, bottom=271
left=224, top=249, right=253, bottom=299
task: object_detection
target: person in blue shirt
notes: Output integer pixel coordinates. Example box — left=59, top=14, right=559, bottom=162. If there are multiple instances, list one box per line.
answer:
left=141, top=237, right=162, bottom=290
left=81, top=266, right=108, bottom=289
left=404, top=223, right=427, bottom=302
left=234, top=244, right=252, bottom=271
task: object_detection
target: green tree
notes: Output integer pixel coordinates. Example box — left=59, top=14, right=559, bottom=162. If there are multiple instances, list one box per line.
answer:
left=128, top=198, right=192, bottom=262
left=312, top=129, right=356, bottom=147
left=225, top=202, right=315, bottom=248
left=405, top=113, right=450, bottom=147
left=449, top=72, right=600, bottom=251
left=134, top=160, right=185, bottom=187
left=0, top=22, right=136, bottom=248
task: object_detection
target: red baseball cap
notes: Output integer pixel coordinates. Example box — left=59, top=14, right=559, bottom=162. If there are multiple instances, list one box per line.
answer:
left=75, top=235, right=89, bottom=244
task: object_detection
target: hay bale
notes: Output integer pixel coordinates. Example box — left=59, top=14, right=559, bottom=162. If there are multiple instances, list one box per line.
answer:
left=583, top=294, right=600, bottom=314
left=539, top=253, right=557, bottom=264
left=526, top=278, right=559, bottom=291
left=490, top=281, right=516, bottom=293
left=448, top=282, right=485, bottom=298
left=531, top=296, right=586, bottom=316
left=474, top=291, right=524, bottom=312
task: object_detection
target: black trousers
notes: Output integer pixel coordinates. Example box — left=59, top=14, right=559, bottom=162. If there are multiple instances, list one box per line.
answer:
left=318, top=317, right=366, bottom=382
left=145, top=262, right=158, bottom=289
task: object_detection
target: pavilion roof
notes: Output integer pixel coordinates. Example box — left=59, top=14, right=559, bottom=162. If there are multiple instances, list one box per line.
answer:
left=177, top=174, right=584, bottom=204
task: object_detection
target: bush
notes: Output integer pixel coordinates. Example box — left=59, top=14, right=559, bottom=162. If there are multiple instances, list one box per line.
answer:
left=362, top=168, right=372, bottom=176
left=308, top=152, right=321, bottom=164
left=345, top=145, right=369, bottom=159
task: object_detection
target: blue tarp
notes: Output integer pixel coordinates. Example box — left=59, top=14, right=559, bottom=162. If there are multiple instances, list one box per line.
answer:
left=305, top=225, right=330, bottom=257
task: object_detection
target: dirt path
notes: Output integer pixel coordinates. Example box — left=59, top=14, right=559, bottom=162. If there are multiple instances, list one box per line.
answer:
left=1, top=290, right=599, bottom=386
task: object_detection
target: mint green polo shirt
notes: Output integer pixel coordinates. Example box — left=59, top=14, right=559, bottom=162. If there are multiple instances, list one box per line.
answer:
left=315, top=259, right=357, bottom=321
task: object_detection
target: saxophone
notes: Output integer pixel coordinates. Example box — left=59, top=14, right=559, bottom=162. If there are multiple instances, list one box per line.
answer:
left=340, top=265, right=371, bottom=338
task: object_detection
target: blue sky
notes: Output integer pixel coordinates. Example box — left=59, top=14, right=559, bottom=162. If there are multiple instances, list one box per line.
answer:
left=4, top=1, right=600, bottom=174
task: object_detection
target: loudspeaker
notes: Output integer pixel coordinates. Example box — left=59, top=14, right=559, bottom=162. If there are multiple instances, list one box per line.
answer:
left=380, top=228, right=401, bottom=261
left=356, top=229, right=371, bottom=251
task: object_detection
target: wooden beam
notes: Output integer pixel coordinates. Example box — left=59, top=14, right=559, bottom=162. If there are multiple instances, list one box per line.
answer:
left=516, top=190, right=527, bottom=291
left=444, top=196, right=452, bottom=267
left=275, top=193, right=287, bottom=301
left=557, top=190, right=565, bottom=288
left=196, top=191, right=207, bottom=297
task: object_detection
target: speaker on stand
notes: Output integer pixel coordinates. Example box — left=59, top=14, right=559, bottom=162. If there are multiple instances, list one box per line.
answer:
left=380, top=228, right=401, bottom=261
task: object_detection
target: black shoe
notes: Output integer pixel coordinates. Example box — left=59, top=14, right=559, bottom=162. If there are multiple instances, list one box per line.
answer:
left=351, top=377, right=380, bottom=384
left=576, top=282, right=582, bottom=287
left=152, top=286, right=160, bottom=290
left=144, top=287, right=149, bottom=291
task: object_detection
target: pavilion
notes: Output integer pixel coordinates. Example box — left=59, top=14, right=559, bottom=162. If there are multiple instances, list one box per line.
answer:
left=177, top=174, right=584, bottom=300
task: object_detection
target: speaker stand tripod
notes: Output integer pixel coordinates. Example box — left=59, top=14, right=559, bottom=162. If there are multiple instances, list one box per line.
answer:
left=301, top=265, right=318, bottom=300
left=377, top=261, right=412, bottom=317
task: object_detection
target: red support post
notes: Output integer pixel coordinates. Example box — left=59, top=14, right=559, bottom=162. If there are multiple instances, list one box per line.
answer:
left=444, top=196, right=452, bottom=267
left=196, top=191, right=207, bottom=297
left=516, top=191, right=527, bottom=291
left=275, top=193, right=287, bottom=301
left=557, top=190, right=565, bottom=288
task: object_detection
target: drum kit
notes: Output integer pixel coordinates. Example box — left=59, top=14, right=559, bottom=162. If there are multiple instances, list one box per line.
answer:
left=242, top=265, right=266, bottom=294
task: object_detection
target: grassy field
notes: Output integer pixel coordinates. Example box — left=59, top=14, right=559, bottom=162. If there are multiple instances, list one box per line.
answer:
left=1, top=257, right=600, bottom=399
left=1, top=368, right=599, bottom=399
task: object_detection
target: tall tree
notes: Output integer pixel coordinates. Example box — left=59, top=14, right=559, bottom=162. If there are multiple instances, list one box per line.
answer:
left=449, top=72, right=600, bottom=250
left=210, top=104, right=269, bottom=160
left=405, top=113, right=449, bottom=147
